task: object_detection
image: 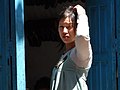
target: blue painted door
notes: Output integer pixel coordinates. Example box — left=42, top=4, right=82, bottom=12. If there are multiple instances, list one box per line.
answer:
left=0, top=0, right=15, bottom=90
left=0, top=0, right=25, bottom=90
left=86, top=0, right=116, bottom=90
left=0, top=0, right=11, bottom=90
left=116, top=0, right=120, bottom=90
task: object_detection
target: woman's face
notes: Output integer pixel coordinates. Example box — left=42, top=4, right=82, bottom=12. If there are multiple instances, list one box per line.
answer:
left=58, top=17, right=76, bottom=44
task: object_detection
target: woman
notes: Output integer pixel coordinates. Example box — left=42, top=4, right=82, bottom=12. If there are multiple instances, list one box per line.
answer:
left=50, top=5, right=92, bottom=90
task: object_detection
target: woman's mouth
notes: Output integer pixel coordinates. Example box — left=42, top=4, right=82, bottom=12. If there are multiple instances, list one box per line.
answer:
left=62, top=36, right=70, bottom=40
left=63, top=35, right=69, bottom=38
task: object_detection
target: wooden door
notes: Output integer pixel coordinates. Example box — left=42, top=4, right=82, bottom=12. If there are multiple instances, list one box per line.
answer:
left=86, top=0, right=116, bottom=90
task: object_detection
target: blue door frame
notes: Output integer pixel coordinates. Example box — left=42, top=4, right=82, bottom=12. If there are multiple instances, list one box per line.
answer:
left=116, top=0, right=120, bottom=90
left=15, top=0, right=26, bottom=90
left=0, top=0, right=25, bottom=90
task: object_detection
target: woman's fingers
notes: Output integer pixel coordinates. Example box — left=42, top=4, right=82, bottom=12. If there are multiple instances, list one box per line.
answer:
left=74, top=5, right=86, bottom=15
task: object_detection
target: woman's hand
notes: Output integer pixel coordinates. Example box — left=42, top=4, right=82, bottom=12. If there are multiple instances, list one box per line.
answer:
left=74, top=5, right=86, bottom=23
left=74, top=5, right=86, bottom=15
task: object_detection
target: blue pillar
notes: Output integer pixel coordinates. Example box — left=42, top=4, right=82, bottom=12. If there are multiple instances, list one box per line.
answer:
left=15, top=0, right=26, bottom=90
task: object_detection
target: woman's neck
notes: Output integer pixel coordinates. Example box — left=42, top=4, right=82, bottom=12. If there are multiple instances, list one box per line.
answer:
left=65, top=42, right=75, bottom=52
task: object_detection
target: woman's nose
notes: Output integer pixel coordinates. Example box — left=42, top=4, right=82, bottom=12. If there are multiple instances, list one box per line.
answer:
left=63, top=27, right=68, bottom=33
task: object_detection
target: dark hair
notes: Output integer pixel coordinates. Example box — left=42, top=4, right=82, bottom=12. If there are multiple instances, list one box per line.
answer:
left=57, top=6, right=78, bottom=51
left=34, top=76, right=50, bottom=90
left=58, top=6, right=78, bottom=29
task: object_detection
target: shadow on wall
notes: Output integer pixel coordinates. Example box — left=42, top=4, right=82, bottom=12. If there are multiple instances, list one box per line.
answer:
left=34, top=76, right=50, bottom=90
left=25, top=40, right=65, bottom=90
left=25, top=19, right=60, bottom=47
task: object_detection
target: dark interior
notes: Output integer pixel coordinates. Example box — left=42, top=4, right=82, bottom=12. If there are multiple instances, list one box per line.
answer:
left=24, top=0, right=86, bottom=90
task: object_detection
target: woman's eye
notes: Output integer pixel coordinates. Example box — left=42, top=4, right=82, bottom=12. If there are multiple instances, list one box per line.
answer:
left=59, top=26, right=72, bottom=30
left=60, top=26, right=64, bottom=28
left=67, top=26, right=72, bottom=29
left=66, top=26, right=70, bottom=29
left=59, top=26, right=64, bottom=29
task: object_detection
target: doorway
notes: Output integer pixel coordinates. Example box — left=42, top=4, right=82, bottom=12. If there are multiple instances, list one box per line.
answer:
left=24, top=0, right=85, bottom=90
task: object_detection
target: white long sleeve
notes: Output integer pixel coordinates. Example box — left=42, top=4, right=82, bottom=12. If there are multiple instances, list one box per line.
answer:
left=70, top=14, right=92, bottom=68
